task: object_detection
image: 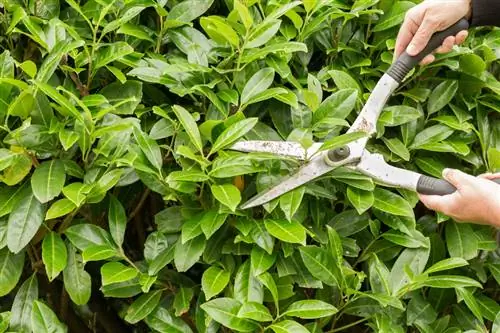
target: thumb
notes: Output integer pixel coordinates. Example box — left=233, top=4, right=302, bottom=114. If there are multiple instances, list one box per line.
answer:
left=406, top=18, right=437, bottom=56
left=442, top=168, right=475, bottom=189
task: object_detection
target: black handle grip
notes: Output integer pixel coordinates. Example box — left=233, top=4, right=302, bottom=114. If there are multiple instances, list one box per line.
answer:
left=387, top=18, right=470, bottom=83
left=417, top=175, right=500, bottom=195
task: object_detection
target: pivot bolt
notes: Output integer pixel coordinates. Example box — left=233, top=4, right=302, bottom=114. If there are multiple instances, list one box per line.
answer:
left=327, top=146, right=350, bottom=163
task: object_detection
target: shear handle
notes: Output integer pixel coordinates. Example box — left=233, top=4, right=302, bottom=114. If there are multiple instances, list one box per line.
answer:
left=417, top=175, right=500, bottom=195
left=387, top=18, right=469, bottom=83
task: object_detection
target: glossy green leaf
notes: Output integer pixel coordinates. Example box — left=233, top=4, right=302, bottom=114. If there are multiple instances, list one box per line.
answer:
left=101, top=262, right=138, bottom=286
left=31, top=301, right=66, bottom=333
left=125, top=290, right=163, bottom=324
left=445, top=222, right=478, bottom=260
left=210, top=184, right=241, bottom=212
left=0, top=248, right=24, bottom=297
left=299, top=246, right=339, bottom=286
left=63, top=243, right=91, bottom=305
left=42, top=232, right=67, bottom=281
left=174, top=287, right=193, bottom=316
left=428, top=81, right=458, bottom=115
left=210, top=118, right=258, bottom=154
left=268, top=320, right=310, bottom=333
left=172, top=105, right=203, bottom=154
left=145, top=307, right=193, bottom=333
left=10, top=274, right=38, bottom=333
left=283, top=300, right=338, bottom=319
left=201, top=298, right=259, bottom=332
left=7, top=191, right=44, bottom=253
left=264, top=219, right=306, bottom=245
left=202, top=266, right=230, bottom=300
left=237, top=302, right=273, bottom=322
left=373, top=188, right=414, bottom=218
left=108, top=195, right=127, bottom=248
left=241, top=68, right=275, bottom=105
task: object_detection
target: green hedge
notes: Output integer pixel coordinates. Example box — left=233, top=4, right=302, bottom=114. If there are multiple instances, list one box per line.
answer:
left=0, top=0, right=499, bottom=332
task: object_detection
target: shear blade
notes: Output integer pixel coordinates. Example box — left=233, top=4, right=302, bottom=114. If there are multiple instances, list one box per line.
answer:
left=230, top=141, right=323, bottom=160
left=240, top=152, right=336, bottom=209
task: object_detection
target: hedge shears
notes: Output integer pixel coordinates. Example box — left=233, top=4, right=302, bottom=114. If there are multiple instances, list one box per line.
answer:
left=230, top=18, right=500, bottom=210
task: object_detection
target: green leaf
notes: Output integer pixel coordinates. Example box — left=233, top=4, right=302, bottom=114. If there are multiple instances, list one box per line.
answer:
left=264, top=219, right=307, bottom=245
left=0, top=248, right=24, bottom=296
left=172, top=105, right=203, bottom=154
left=210, top=118, right=258, bottom=154
left=133, top=127, right=163, bottom=171
left=373, top=1, right=415, bottom=31
left=234, top=260, right=264, bottom=303
left=381, top=230, right=429, bottom=249
left=313, top=89, right=358, bottom=123
left=45, top=198, right=76, bottom=220
left=241, top=68, right=275, bottom=105
left=82, top=245, right=119, bottom=262
left=456, top=288, right=482, bottom=321
left=210, top=184, right=241, bottom=211
left=7, top=191, right=44, bottom=253
left=10, top=274, right=38, bottom=333
left=100, top=81, right=142, bottom=115
left=428, top=81, right=458, bottom=115
left=373, top=188, right=414, bottom=218
left=63, top=243, right=91, bottom=305
left=251, top=247, right=276, bottom=276
left=167, top=0, right=214, bottom=23
left=65, top=223, right=114, bottom=251
left=125, top=290, right=163, bottom=324
left=378, top=106, right=421, bottom=127
left=382, top=137, right=410, bottom=161
left=328, top=70, right=361, bottom=93
left=93, top=42, right=134, bottom=73
left=445, top=222, right=478, bottom=260
left=200, top=210, right=228, bottom=239
left=101, top=262, right=138, bottom=286
left=174, top=236, right=206, bottom=272
left=237, top=302, right=273, bottom=322
left=415, top=275, right=482, bottom=289
left=202, top=266, right=230, bottom=300
left=145, top=307, right=193, bottom=333
left=174, top=287, right=194, bottom=316
left=409, top=124, right=454, bottom=149
left=108, top=195, right=127, bottom=248
left=283, top=300, right=338, bottom=319
left=200, top=298, right=259, bottom=332
left=268, top=320, right=310, bottom=333
left=279, top=187, right=305, bottom=221
left=200, top=16, right=239, bottom=47
left=494, top=312, right=500, bottom=333
left=347, top=187, right=374, bottom=214
left=246, top=20, right=281, bottom=48
left=299, top=246, right=339, bottom=286
left=320, top=132, right=367, bottom=151
left=30, top=160, right=66, bottom=203
left=390, top=247, right=429, bottom=294
left=234, top=0, right=253, bottom=29
left=31, top=301, right=66, bottom=333
left=42, top=232, right=67, bottom=281
left=424, top=258, right=469, bottom=275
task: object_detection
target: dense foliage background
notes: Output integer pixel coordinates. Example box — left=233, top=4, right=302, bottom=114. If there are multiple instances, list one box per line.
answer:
left=0, top=0, right=499, bottom=332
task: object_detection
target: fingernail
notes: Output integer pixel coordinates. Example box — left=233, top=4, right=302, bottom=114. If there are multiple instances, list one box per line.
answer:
left=442, top=168, right=451, bottom=178
left=407, top=43, right=417, bottom=55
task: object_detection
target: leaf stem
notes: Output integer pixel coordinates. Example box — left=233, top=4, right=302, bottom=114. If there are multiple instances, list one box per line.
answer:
left=328, top=317, right=368, bottom=332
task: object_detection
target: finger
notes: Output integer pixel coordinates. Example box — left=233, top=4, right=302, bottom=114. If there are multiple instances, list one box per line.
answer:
left=418, top=193, right=454, bottom=213
left=395, top=14, right=420, bottom=59
left=435, top=36, right=455, bottom=54
left=407, top=17, right=438, bottom=56
left=442, top=168, right=476, bottom=189
left=455, top=30, right=468, bottom=45
left=420, top=54, right=435, bottom=65
left=479, top=172, right=500, bottom=180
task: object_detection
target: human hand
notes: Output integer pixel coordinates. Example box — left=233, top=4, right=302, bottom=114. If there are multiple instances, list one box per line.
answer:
left=419, top=169, right=500, bottom=227
left=394, top=0, right=471, bottom=65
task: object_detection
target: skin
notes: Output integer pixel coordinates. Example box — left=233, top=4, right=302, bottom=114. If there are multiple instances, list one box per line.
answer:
left=395, top=0, right=500, bottom=227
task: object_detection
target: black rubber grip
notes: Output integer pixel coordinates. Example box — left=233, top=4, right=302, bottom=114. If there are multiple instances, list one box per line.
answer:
left=417, top=175, right=500, bottom=195
left=387, top=18, right=470, bottom=82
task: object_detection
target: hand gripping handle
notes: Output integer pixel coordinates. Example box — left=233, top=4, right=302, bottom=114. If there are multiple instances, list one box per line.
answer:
left=387, top=18, right=470, bottom=83
left=416, top=175, right=500, bottom=195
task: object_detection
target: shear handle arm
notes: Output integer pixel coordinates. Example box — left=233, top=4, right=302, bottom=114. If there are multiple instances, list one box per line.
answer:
left=388, top=18, right=469, bottom=83
left=417, top=175, right=500, bottom=195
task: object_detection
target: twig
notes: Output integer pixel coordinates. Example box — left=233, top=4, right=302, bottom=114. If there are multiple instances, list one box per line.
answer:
left=127, top=189, right=151, bottom=223
left=328, top=318, right=368, bottom=332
